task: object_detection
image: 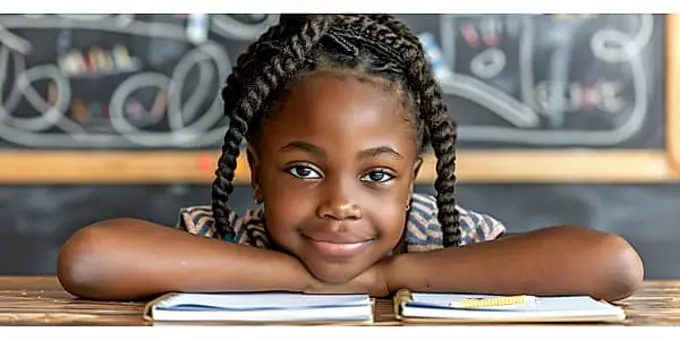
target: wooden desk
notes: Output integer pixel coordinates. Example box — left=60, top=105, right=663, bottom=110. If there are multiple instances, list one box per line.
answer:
left=1, top=276, right=679, bottom=326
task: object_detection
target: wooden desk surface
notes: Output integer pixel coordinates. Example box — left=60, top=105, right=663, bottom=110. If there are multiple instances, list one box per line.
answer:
left=1, top=276, right=680, bottom=326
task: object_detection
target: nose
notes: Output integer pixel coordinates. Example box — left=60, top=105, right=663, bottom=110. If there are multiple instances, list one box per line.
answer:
left=315, top=179, right=363, bottom=221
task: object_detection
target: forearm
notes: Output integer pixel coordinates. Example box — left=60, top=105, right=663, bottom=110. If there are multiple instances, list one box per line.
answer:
left=388, top=226, right=643, bottom=302
left=57, top=218, right=313, bottom=300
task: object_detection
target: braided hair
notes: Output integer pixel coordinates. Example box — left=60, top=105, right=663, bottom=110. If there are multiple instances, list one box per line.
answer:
left=211, top=14, right=462, bottom=247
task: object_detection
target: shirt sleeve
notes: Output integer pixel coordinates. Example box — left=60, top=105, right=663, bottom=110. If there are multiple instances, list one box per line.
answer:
left=175, top=205, right=222, bottom=239
left=405, top=193, right=507, bottom=250
left=456, top=205, right=507, bottom=245
left=175, top=205, right=271, bottom=249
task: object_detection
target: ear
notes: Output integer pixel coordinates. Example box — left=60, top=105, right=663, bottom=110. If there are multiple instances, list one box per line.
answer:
left=409, top=157, right=423, bottom=193
left=246, top=144, right=261, bottom=192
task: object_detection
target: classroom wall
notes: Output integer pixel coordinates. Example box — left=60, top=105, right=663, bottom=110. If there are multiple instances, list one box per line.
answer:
left=0, top=14, right=676, bottom=280
left=0, top=183, right=677, bottom=278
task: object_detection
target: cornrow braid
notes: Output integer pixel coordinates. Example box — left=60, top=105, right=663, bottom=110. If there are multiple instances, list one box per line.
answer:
left=366, top=16, right=461, bottom=246
left=211, top=15, right=335, bottom=239
left=220, top=17, right=297, bottom=127
left=329, top=15, right=461, bottom=246
left=369, top=15, right=423, bottom=50
left=328, top=16, right=429, bottom=150
left=211, top=14, right=461, bottom=246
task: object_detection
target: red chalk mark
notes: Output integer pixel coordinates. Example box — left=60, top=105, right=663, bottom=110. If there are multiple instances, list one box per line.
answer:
left=583, top=86, right=598, bottom=109
left=82, top=52, right=93, bottom=72
left=460, top=23, right=479, bottom=48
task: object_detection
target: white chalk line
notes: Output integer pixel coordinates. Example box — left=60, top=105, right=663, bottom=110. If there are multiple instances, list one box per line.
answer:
left=0, top=14, right=278, bottom=56
left=469, top=48, right=506, bottom=79
left=440, top=74, right=540, bottom=128
left=0, top=14, right=657, bottom=147
left=1, top=49, right=28, bottom=113
left=436, top=14, right=654, bottom=145
left=440, top=15, right=456, bottom=74
left=590, top=14, right=654, bottom=63
left=518, top=16, right=535, bottom=106
left=14, top=65, right=71, bottom=131
left=0, top=44, right=230, bottom=147
left=210, top=15, right=280, bottom=41
left=0, top=48, right=71, bottom=132
left=0, top=15, right=264, bottom=148
left=439, top=15, right=540, bottom=128
left=458, top=55, right=648, bottom=145
left=167, top=43, right=231, bottom=133
left=107, top=43, right=231, bottom=147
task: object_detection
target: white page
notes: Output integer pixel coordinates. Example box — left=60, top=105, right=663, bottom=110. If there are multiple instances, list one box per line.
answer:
left=402, top=293, right=625, bottom=320
left=152, top=304, right=373, bottom=322
left=408, top=293, right=619, bottom=312
left=156, top=292, right=371, bottom=311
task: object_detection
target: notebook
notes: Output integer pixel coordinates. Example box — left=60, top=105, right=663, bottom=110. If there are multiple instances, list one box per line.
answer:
left=393, top=289, right=626, bottom=324
left=143, top=291, right=375, bottom=325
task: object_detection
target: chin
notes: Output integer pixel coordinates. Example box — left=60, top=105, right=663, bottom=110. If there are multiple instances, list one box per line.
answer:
left=304, top=260, right=364, bottom=284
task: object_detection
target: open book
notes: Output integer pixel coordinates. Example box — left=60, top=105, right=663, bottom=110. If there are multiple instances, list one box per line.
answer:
left=143, top=292, right=375, bottom=325
left=393, top=289, right=626, bottom=323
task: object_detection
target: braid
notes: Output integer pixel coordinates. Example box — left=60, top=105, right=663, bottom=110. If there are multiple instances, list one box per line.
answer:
left=408, top=60, right=461, bottom=247
left=336, top=15, right=461, bottom=246
left=400, top=34, right=462, bottom=247
left=211, top=14, right=461, bottom=246
left=220, top=21, right=291, bottom=122
left=212, top=25, right=283, bottom=239
left=211, top=15, right=334, bottom=238
left=369, top=15, right=421, bottom=47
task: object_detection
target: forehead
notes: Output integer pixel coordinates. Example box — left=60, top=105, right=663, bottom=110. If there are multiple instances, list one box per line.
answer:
left=259, top=73, right=415, bottom=152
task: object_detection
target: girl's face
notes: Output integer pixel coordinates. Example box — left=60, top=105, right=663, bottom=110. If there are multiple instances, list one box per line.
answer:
left=248, top=72, right=422, bottom=283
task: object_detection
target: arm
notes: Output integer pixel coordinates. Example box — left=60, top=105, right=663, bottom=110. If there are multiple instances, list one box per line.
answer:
left=57, top=218, right=316, bottom=301
left=386, top=226, right=644, bottom=302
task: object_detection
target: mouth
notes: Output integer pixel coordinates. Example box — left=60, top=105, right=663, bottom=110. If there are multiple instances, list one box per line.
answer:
left=300, top=234, right=375, bottom=258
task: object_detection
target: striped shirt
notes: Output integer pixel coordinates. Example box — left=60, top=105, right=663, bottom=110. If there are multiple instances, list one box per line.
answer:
left=176, top=192, right=506, bottom=252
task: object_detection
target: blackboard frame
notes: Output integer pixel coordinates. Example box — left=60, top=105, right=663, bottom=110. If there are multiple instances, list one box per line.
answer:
left=667, top=15, right=680, bottom=177
left=2, top=14, right=680, bottom=184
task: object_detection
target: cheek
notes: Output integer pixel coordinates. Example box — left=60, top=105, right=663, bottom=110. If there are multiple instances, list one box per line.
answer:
left=365, top=195, right=409, bottom=240
left=261, top=189, right=317, bottom=242
left=260, top=167, right=313, bottom=222
left=357, top=183, right=410, bottom=242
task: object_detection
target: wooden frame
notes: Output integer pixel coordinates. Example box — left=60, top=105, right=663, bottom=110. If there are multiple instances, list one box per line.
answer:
left=667, top=15, right=680, bottom=177
left=2, top=14, right=680, bottom=185
left=0, top=149, right=676, bottom=184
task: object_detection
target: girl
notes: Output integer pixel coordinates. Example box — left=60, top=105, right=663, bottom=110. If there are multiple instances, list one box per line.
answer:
left=57, top=14, right=643, bottom=302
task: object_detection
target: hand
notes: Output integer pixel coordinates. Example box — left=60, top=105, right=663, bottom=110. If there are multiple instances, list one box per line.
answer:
left=305, top=259, right=393, bottom=297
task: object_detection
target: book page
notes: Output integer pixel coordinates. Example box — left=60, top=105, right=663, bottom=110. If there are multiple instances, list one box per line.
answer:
left=408, top=293, right=620, bottom=313
left=156, top=292, right=371, bottom=311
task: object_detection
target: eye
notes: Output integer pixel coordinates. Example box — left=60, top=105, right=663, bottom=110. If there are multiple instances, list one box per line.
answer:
left=287, top=164, right=322, bottom=179
left=360, top=170, right=395, bottom=183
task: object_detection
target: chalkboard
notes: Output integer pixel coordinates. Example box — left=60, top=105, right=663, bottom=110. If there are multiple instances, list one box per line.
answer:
left=400, top=14, right=665, bottom=150
left=0, top=14, right=277, bottom=150
left=1, top=14, right=679, bottom=184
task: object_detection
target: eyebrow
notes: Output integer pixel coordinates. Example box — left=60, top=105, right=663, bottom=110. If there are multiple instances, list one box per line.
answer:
left=280, top=141, right=326, bottom=157
left=358, top=146, right=403, bottom=160
left=279, top=141, right=402, bottom=160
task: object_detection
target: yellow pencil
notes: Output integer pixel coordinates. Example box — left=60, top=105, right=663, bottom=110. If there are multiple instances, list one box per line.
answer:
left=448, top=295, right=537, bottom=309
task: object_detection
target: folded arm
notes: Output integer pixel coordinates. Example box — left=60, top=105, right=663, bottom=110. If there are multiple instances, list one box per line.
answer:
left=57, top=218, right=316, bottom=301
left=386, top=226, right=644, bottom=302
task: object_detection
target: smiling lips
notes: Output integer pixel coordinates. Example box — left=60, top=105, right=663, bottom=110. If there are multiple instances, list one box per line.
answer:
left=301, top=234, right=374, bottom=257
